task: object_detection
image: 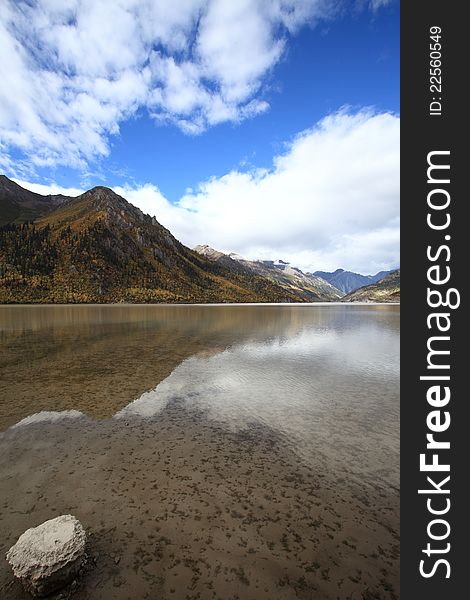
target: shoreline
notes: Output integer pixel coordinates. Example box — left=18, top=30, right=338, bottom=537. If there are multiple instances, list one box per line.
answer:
left=0, top=301, right=400, bottom=307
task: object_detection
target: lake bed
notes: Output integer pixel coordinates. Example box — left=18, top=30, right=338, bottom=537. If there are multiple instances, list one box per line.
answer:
left=0, top=304, right=399, bottom=599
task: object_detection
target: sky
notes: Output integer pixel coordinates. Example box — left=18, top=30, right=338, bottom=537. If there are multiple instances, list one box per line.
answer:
left=0, top=0, right=399, bottom=274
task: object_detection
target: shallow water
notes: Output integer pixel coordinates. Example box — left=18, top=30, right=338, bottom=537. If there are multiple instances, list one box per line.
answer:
left=0, top=304, right=399, bottom=599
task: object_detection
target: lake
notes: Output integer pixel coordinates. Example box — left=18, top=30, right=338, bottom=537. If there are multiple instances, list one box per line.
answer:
left=0, top=304, right=399, bottom=599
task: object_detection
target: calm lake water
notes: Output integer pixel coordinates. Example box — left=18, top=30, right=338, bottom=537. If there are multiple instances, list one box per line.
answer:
left=0, top=304, right=399, bottom=599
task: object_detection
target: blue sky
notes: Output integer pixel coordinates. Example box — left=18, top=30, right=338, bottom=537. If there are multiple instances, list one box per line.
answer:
left=1, top=0, right=399, bottom=273
left=111, top=6, right=399, bottom=202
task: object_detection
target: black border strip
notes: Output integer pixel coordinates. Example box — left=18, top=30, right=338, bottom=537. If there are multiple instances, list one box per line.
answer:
left=401, top=3, right=465, bottom=598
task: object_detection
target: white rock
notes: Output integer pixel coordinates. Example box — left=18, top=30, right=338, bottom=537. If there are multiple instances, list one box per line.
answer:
left=6, top=515, right=86, bottom=597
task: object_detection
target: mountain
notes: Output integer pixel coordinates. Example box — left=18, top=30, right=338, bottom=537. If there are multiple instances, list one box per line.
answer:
left=194, top=245, right=343, bottom=301
left=0, top=179, right=306, bottom=304
left=313, top=267, right=393, bottom=294
left=0, top=175, right=69, bottom=226
left=193, top=245, right=248, bottom=274
left=342, top=270, right=400, bottom=303
left=0, top=176, right=398, bottom=304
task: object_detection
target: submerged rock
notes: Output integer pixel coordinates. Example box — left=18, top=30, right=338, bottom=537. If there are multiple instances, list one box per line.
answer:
left=6, top=515, right=86, bottom=597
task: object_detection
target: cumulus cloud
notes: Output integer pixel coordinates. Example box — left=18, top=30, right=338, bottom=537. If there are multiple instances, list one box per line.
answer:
left=17, top=109, right=399, bottom=274
left=0, top=0, right=335, bottom=169
left=12, top=180, right=85, bottom=198
left=0, top=0, right=394, bottom=171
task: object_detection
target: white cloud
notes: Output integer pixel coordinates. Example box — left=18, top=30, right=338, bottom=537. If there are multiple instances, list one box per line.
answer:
left=0, top=0, right=390, bottom=170
left=12, top=179, right=84, bottom=198
left=168, top=109, right=400, bottom=273
left=17, top=109, right=399, bottom=274
left=367, top=0, right=393, bottom=10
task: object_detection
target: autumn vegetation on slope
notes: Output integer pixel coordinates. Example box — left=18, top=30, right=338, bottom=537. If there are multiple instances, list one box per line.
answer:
left=0, top=184, right=304, bottom=304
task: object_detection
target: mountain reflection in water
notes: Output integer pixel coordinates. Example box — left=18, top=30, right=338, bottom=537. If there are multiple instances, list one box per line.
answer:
left=0, top=304, right=400, bottom=600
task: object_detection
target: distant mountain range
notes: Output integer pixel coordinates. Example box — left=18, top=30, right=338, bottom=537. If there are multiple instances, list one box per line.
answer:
left=312, top=268, right=394, bottom=294
left=342, top=270, right=400, bottom=303
left=194, top=245, right=343, bottom=301
left=0, top=176, right=399, bottom=304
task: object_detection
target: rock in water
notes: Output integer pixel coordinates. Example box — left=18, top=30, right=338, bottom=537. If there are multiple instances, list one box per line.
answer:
left=6, top=515, right=86, bottom=597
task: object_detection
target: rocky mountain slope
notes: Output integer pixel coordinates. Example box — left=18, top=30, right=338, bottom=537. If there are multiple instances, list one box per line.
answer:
left=0, top=175, right=69, bottom=226
left=194, top=245, right=343, bottom=301
left=341, top=270, right=400, bottom=302
left=0, top=179, right=305, bottom=304
left=1, top=176, right=400, bottom=304
left=312, top=267, right=393, bottom=294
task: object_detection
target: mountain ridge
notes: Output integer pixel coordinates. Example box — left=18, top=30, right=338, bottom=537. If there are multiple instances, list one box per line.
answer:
left=194, top=245, right=343, bottom=301
left=0, top=175, right=70, bottom=226
left=312, top=267, right=394, bottom=294
left=1, top=176, right=400, bottom=304
left=0, top=178, right=309, bottom=303
left=342, top=270, right=400, bottom=302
